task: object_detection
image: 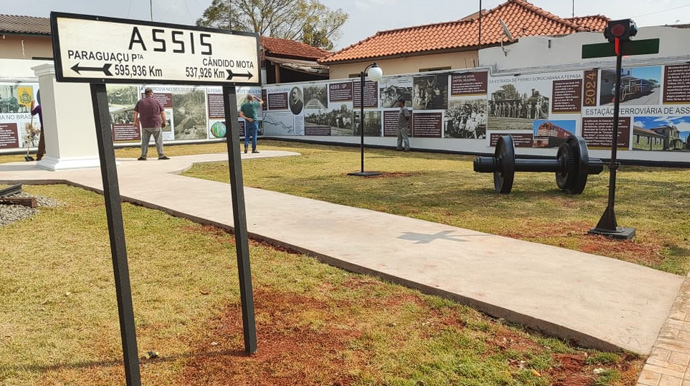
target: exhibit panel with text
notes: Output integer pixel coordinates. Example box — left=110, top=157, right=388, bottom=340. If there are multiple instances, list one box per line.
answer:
left=2, top=64, right=689, bottom=162
left=262, top=65, right=690, bottom=156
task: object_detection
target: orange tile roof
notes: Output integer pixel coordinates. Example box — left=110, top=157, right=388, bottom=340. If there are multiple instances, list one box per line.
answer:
left=259, top=36, right=330, bottom=60
left=565, top=15, right=610, bottom=32
left=0, top=14, right=50, bottom=35
left=320, top=0, right=607, bottom=64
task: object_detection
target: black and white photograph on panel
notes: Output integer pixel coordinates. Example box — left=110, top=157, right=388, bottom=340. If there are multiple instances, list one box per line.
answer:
left=412, top=73, right=448, bottom=110
left=487, top=76, right=551, bottom=131
left=107, top=85, right=140, bottom=142
left=304, top=84, right=328, bottom=110
left=379, top=75, right=413, bottom=108
left=172, top=87, right=208, bottom=140
left=444, top=98, right=488, bottom=139
left=289, top=86, right=304, bottom=115
left=353, top=110, right=382, bottom=137
left=107, top=85, right=138, bottom=125
left=305, top=103, right=354, bottom=136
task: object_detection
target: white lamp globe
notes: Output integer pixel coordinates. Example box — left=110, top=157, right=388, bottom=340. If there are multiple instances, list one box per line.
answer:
left=367, top=64, right=383, bottom=81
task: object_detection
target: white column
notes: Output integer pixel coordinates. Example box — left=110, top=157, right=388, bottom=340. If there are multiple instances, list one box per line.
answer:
left=32, top=63, right=100, bottom=171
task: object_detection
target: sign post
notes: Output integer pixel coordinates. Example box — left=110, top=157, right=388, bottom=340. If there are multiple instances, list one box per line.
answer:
left=89, top=83, right=141, bottom=384
left=222, top=86, right=257, bottom=353
left=50, top=12, right=260, bottom=385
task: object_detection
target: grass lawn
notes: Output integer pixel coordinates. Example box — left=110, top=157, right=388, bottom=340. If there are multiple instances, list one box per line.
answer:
left=0, top=184, right=642, bottom=385
left=2, top=139, right=685, bottom=384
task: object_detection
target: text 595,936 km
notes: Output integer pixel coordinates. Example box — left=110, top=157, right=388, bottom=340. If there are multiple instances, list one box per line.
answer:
left=186, top=67, right=225, bottom=79
left=114, top=64, right=163, bottom=77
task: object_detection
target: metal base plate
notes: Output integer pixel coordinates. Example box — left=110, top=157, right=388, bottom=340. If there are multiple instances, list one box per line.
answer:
left=347, top=171, right=382, bottom=177
left=588, top=226, right=636, bottom=240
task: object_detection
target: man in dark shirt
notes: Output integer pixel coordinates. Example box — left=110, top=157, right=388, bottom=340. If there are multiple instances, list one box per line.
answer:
left=134, top=87, right=168, bottom=160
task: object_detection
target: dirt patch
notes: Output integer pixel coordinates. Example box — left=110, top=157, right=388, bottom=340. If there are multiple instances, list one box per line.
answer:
left=549, top=353, right=641, bottom=386
left=181, top=289, right=369, bottom=385
left=489, top=329, right=549, bottom=354
left=549, top=354, right=592, bottom=386
left=180, top=285, right=642, bottom=385
left=501, top=220, right=594, bottom=239
left=579, top=236, right=665, bottom=266
left=501, top=220, right=666, bottom=266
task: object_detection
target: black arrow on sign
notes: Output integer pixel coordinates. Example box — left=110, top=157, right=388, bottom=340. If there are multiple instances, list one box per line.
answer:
left=226, top=69, right=253, bottom=81
left=71, top=63, right=113, bottom=76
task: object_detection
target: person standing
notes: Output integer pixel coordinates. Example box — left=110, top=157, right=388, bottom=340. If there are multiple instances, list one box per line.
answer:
left=134, top=87, right=168, bottom=160
left=30, top=91, right=45, bottom=161
left=239, top=94, right=264, bottom=154
left=396, top=98, right=411, bottom=151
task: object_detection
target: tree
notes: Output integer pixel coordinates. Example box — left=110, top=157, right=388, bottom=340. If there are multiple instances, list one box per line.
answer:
left=196, top=0, right=348, bottom=50
left=302, top=24, right=333, bottom=51
left=500, top=84, right=520, bottom=100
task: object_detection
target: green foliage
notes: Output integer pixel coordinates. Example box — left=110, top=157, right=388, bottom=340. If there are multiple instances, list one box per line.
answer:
left=302, top=24, right=334, bottom=51
left=196, top=0, right=348, bottom=49
left=534, top=335, right=574, bottom=354
left=585, top=352, right=622, bottom=365
left=525, top=352, right=555, bottom=371
left=594, top=369, right=621, bottom=385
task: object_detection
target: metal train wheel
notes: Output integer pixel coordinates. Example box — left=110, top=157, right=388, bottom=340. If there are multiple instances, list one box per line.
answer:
left=493, top=135, right=515, bottom=194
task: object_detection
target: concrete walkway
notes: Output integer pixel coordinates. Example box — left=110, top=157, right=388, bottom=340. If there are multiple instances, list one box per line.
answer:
left=0, top=152, right=686, bottom=381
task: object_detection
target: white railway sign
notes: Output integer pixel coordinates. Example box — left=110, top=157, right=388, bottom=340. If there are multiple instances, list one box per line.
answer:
left=50, top=12, right=260, bottom=85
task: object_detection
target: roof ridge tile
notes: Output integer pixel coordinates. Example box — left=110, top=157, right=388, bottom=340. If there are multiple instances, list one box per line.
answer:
left=321, top=0, right=609, bottom=64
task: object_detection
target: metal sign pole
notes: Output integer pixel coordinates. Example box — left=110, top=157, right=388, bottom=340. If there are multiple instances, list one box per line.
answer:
left=89, top=83, right=141, bottom=385
left=222, top=85, right=257, bottom=354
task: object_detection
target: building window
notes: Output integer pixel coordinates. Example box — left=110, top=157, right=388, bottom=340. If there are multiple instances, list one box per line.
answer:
left=348, top=74, right=360, bottom=78
left=419, top=66, right=451, bottom=73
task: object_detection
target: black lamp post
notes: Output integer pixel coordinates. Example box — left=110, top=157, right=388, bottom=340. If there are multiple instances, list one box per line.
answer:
left=348, top=62, right=383, bottom=177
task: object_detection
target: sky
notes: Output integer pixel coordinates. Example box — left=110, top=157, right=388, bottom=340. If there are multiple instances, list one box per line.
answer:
left=3, top=0, right=690, bottom=50
left=635, top=116, right=690, bottom=135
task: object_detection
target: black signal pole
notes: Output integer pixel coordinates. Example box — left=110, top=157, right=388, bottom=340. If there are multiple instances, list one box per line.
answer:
left=589, top=20, right=636, bottom=240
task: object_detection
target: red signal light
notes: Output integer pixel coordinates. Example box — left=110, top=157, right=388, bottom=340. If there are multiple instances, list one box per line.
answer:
left=610, top=24, right=626, bottom=37
left=604, top=19, right=636, bottom=43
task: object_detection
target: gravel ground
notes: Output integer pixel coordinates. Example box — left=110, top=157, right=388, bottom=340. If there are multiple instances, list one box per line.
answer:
left=0, top=192, right=64, bottom=227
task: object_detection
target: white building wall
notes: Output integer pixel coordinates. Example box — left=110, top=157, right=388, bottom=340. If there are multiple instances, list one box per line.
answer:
left=0, top=58, right=50, bottom=81
left=480, top=27, right=690, bottom=75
